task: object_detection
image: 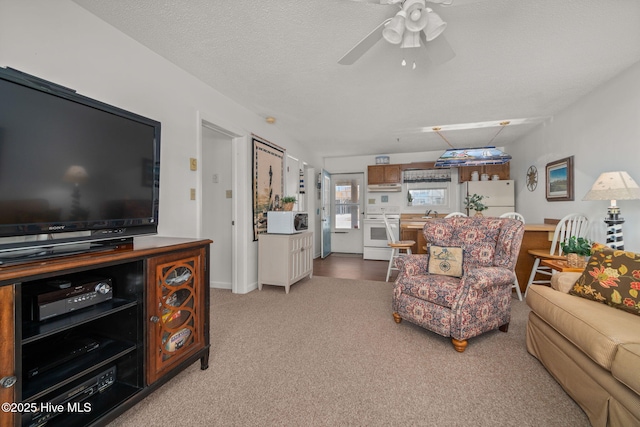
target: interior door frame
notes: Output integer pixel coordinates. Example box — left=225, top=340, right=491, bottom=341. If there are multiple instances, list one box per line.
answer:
left=196, top=111, right=245, bottom=293
left=330, top=172, right=365, bottom=254
left=321, top=169, right=331, bottom=258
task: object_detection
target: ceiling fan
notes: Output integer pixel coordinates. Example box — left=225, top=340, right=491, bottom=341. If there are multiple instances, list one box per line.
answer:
left=339, top=0, right=464, bottom=66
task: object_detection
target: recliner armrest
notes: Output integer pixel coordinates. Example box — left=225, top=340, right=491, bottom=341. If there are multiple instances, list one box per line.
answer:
left=464, top=267, right=515, bottom=290
left=395, top=254, right=429, bottom=276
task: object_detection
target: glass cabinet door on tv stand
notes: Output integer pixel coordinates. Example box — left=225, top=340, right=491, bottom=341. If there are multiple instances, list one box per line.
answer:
left=146, top=248, right=208, bottom=384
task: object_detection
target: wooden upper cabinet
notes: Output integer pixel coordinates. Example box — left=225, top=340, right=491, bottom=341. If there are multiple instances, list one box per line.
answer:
left=368, top=165, right=401, bottom=185
left=458, top=163, right=510, bottom=183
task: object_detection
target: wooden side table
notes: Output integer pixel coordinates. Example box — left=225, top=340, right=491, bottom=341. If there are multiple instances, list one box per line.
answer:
left=541, top=258, right=585, bottom=273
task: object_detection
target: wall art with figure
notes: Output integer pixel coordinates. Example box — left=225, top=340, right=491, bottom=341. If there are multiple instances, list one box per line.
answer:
left=252, top=136, right=284, bottom=240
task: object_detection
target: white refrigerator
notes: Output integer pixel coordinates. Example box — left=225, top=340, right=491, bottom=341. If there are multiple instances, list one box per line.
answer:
left=462, top=180, right=515, bottom=217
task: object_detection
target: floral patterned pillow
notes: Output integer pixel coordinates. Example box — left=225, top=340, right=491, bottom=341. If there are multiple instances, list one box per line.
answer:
left=569, top=243, right=640, bottom=316
left=428, top=245, right=464, bottom=277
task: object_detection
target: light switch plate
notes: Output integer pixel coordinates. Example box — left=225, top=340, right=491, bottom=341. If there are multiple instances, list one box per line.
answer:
left=226, top=190, right=232, bottom=198
left=190, top=188, right=196, bottom=200
left=189, top=158, right=197, bottom=171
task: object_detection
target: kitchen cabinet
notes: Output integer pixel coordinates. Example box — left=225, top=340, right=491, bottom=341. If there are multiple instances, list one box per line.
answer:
left=258, top=231, right=313, bottom=293
left=0, top=237, right=211, bottom=427
left=367, top=165, right=401, bottom=185
left=458, top=163, right=510, bottom=183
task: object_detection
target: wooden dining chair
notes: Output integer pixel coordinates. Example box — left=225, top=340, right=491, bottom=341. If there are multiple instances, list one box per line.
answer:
left=524, top=213, right=589, bottom=298
left=383, top=213, right=415, bottom=282
left=500, top=212, right=526, bottom=301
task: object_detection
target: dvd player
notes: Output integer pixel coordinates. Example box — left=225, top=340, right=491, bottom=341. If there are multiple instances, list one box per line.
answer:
left=24, top=337, right=100, bottom=379
left=22, top=366, right=116, bottom=427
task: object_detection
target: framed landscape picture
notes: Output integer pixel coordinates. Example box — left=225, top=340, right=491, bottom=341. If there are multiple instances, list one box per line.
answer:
left=546, top=156, right=574, bottom=201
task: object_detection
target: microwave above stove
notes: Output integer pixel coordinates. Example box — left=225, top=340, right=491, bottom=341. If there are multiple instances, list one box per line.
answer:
left=267, top=211, right=308, bottom=234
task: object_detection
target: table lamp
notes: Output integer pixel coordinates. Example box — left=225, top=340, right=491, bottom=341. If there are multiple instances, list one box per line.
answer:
left=583, top=171, right=640, bottom=250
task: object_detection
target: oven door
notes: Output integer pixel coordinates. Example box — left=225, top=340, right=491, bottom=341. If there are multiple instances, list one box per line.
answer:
left=363, top=218, right=399, bottom=260
left=363, top=219, right=398, bottom=247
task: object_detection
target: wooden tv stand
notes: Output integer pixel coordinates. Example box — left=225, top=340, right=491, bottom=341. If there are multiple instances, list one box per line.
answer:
left=0, top=236, right=212, bottom=427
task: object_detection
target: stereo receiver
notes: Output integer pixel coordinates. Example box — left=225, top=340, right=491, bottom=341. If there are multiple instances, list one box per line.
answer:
left=25, top=276, right=113, bottom=321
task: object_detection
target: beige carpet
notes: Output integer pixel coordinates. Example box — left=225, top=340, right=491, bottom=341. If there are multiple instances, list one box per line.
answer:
left=109, top=276, right=589, bottom=426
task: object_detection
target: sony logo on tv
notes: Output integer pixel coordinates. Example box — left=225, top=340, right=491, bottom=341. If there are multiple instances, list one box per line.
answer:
left=48, top=225, right=66, bottom=231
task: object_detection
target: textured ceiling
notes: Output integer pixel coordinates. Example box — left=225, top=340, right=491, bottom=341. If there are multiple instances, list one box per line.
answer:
left=72, top=0, right=640, bottom=159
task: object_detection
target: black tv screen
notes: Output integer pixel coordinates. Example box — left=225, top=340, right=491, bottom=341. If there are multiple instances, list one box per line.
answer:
left=0, top=68, right=160, bottom=251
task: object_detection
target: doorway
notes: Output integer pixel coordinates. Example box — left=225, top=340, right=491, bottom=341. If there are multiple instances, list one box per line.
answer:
left=329, top=172, right=364, bottom=254
left=201, top=125, right=233, bottom=289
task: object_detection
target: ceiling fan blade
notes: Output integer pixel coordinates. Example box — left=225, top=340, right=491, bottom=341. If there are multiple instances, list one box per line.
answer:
left=420, top=31, right=456, bottom=65
left=338, top=18, right=391, bottom=65
left=345, top=0, right=401, bottom=4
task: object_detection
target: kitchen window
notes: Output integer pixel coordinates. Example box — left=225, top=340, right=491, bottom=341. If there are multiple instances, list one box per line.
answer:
left=408, top=187, right=448, bottom=207
left=405, top=167, right=459, bottom=211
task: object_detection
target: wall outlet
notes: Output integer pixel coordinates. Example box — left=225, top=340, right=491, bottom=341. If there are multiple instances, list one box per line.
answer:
left=225, top=190, right=232, bottom=198
left=190, top=188, right=196, bottom=200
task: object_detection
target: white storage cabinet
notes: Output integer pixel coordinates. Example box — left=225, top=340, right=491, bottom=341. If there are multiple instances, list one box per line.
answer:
left=258, top=231, right=313, bottom=293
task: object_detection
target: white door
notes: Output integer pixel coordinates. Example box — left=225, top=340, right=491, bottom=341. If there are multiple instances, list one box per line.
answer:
left=331, top=173, right=364, bottom=253
left=321, top=169, right=331, bottom=258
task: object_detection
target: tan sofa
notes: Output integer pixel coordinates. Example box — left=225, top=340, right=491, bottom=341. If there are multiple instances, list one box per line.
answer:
left=526, top=273, right=640, bottom=426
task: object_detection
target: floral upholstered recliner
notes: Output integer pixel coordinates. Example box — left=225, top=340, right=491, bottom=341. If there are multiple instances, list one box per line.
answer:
left=392, top=217, right=525, bottom=352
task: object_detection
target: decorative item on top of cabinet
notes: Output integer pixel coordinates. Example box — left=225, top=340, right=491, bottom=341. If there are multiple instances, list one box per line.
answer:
left=458, top=163, right=510, bottom=183
left=368, top=164, right=401, bottom=185
left=147, top=247, right=208, bottom=384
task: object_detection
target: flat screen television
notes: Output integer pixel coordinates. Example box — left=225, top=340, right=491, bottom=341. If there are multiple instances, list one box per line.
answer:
left=0, top=67, right=160, bottom=262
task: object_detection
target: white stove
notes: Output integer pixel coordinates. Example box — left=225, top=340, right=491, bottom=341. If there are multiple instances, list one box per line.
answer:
left=363, top=206, right=401, bottom=260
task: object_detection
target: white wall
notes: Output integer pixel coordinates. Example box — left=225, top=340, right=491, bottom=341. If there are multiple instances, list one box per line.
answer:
left=1, top=0, right=321, bottom=292
left=509, top=60, right=640, bottom=252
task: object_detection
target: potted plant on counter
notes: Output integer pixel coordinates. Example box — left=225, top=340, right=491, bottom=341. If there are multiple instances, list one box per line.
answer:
left=561, top=236, right=592, bottom=268
left=463, top=194, right=488, bottom=217
left=281, top=196, right=297, bottom=211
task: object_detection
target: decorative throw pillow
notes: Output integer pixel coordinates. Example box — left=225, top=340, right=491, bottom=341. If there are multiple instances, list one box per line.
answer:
left=569, top=244, right=640, bottom=316
left=428, top=245, right=464, bottom=277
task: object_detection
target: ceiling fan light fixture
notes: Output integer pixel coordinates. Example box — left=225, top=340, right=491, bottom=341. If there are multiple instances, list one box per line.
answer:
left=424, top=8, right=447, bottom=41
left=403, top=0, right=428, bottom=32
left=400, top=30, right=421, bottom=48
left=382, top=11, right=407, bottom=44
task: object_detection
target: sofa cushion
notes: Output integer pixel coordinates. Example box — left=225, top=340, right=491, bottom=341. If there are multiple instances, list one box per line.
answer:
left=612, top=343, right=640, bottom=395
left=551, top=272, right=582, bottom=293
left=569, top=244, right=640, bottom=316
left=397, top=274, right=461, bottom=308
left=527, top=284, right=640, bottom=372
left=427, top=245, right=463, bottom=277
